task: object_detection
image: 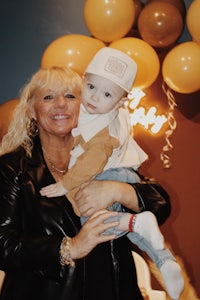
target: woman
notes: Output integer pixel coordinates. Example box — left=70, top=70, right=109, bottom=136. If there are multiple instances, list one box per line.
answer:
left=0, top=66, right=171, bottom=300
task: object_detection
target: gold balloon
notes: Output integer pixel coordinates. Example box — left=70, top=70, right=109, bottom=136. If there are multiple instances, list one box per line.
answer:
left=132, top=0, right=144, bottom=28
left=146, top=0, right=186, bottom=17
left=187, top=0, right=200, bottom=45
left=41, top=34, right=105, bottom=75
left=84, top=0, right=135, bottom=43
left=138, top=2, right=184, bottom=48
left=162, top=42, right=200, bottom=94
left=0, top=98, right=20, bottom=141
left=109, top=37, right=160, bottom=89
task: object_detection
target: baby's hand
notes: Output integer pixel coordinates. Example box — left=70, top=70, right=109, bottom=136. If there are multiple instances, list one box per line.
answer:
left=40, top=181, right=67, bottom=197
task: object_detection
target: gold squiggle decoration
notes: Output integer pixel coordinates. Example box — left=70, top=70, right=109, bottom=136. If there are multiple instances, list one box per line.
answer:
left=161, top=82, right=177, bottom=168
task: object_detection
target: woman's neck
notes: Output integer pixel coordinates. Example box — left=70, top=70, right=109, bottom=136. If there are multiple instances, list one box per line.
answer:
left=40, top=133, right=74, bottom=180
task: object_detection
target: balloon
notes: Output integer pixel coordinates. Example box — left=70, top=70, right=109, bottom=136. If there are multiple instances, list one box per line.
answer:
left=41, top=34, right=105, bottom=75
left=0, top=98, right=20, bottom=141
left=187, top=0, right=200, bottom=45
left=162, top=42, right=200, bottom=94
left=138, top=2, right=184, bottom=48
left=146, top=0, right=186, bottom=17
left=109, top=37, right=160, bottom=89
left=84, top=0, right=135, bottom=43
left=132, top=0, right=144, bottom=28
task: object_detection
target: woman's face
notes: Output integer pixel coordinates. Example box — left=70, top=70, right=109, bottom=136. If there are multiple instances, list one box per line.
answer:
left=30, top=83, right=81, bottom=138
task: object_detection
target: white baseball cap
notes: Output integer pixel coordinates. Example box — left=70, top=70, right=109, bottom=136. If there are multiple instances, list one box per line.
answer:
left=84, top=47, right=137, bottom=93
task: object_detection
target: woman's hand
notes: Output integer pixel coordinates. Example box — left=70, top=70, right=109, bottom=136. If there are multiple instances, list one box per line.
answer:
left=75, top=181, right=116, bottom=216
left=75, top=180, right=140, bottom=217
left=70, top=210, right=119, bottom=259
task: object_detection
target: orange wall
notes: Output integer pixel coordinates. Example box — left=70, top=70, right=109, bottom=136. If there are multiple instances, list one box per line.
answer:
left=134, top=72, right=200, bottom=296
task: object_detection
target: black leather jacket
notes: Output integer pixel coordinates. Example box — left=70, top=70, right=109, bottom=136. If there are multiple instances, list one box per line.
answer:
left=0, top=136, right=171, bottom=300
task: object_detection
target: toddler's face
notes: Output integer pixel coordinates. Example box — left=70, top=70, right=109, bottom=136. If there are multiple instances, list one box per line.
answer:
left=82, top=73, right=126, bottom=114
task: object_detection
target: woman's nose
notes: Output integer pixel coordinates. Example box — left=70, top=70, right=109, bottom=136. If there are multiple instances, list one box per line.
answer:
left=56, top=95, right=68, bottom=107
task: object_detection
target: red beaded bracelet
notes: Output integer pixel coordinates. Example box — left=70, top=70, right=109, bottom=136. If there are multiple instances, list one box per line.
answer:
left=129, top=214, right=136, bottom=232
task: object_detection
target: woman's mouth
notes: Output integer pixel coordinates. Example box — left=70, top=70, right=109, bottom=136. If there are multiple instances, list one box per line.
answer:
left=52, top=114, right=71, bottom=120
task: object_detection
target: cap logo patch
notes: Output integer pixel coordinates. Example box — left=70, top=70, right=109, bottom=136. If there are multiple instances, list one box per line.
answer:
left=104, top=56, right=127, bottom=78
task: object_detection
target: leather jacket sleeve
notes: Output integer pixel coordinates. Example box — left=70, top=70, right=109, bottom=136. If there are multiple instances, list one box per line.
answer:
left=130, top=171, right=171, bottom=225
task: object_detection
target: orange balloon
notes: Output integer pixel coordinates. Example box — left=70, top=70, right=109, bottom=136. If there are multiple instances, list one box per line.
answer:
left=138, top=2, right=184, bottom=48
left=162, top=42, right=200, bottom=94
left=41, top=34, right=105, bottom=76
left=146, top=0, right=186, bottom=17
left=109, top=37, right=160, bottom=89
left=84, top=0, right=135, bottom=43
left=0, top=98, right=20, bottom=141
left=132, top=0, right=144, bottom=28
left=187, top=0, right=200, bottom=45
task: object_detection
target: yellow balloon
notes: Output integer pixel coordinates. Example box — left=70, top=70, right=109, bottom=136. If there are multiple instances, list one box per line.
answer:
left=84, top=0, right=135, bottom=43
left=187, top=0, right=200, bottom=45
left=162, top=41, right=200, bottom=94
left=41, top=34, right=105, bottom=75
left=109, top=37, right=160, bottom=89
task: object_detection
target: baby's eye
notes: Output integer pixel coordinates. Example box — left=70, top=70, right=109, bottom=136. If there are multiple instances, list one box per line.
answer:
left=44, top=95, right=53, bottom=100
left=88, top=83, right=95, bottom=90
left=105, top=92, right=111, bottom=98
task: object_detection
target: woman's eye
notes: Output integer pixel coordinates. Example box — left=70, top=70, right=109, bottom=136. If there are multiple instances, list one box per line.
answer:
left=44, top=95, right=53, bottom=100
left=65, top=94, right=75, bottom=99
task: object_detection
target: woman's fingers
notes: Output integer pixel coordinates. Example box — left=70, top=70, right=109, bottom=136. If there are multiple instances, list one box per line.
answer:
left=75, top=180, right=115, bottom=216
left=70, top=210, right=119, bottom=259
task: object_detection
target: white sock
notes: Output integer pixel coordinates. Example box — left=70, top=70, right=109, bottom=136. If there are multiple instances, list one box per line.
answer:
left=133, top=211, right=164, bottom=250
left=160, top=259, right=184, bottom=300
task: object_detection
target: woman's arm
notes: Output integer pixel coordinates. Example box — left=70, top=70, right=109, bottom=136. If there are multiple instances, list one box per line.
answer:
left=0, top=157, right=119, bottom=273
left=75, top=180, right=140, bottom=216
left=75, top=173, right=171, bottom=225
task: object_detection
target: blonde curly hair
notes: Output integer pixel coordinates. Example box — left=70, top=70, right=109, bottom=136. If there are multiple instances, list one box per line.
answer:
left=0, top=66, right=82, bottom=157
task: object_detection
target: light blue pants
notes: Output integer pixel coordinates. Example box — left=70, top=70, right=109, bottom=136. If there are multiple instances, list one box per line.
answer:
left=80, top=167, right=175, bottom=269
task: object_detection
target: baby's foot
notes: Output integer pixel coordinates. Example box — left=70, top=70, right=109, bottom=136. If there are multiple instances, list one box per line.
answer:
left=133, top=211, right=164, bottom=250
left=160, top=259, right=184, bottom=300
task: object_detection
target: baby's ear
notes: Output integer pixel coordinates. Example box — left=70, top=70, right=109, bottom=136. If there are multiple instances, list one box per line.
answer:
left=117, top=97, right=128, bottom=108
